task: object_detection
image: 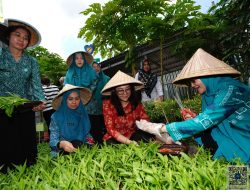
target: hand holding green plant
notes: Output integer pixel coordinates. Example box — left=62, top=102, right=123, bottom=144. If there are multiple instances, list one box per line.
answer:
left=59, top=140, right=77, bottom=153
left=0, top=93, right=29, bottom=117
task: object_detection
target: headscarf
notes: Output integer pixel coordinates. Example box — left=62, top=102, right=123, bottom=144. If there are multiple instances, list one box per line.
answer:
left=200, top=76, right=250, bottom=111
left=94, top=69, right=110, bottom=101
left=65, top=52, right=98, bottom=90
left=51, top=89, right=91, bottom=142
left=138, top=60, right=157, bottom=98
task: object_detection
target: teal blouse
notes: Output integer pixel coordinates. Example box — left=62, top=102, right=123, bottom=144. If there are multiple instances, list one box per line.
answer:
left=166, top=76, right=250, bottom=164
left=64, top=53, right=98, bottom=115
left=0, top=47, right=45, bottom=101
left=86, top=71, right=110, bottom=115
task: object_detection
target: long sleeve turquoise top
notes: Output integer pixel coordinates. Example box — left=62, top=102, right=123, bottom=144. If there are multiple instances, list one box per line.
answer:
left=86, top=71, right=110, bottom=115
left=0, top=47, right=45, bottom=101
left=166, top=76, right=250, bottom=164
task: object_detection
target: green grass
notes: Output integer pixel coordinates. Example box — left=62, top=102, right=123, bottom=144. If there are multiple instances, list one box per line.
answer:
left=0, top=142, right=247, bottom=190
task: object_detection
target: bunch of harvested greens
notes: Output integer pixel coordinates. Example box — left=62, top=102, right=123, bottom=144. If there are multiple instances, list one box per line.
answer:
left=0, top=93, right=29, bottom=117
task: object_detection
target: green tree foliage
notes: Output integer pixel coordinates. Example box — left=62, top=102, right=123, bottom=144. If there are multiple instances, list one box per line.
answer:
left=78, top=0, right=166, bottom=74
left=210, top=0, right=250, bottom=83
left=143, top=0, right=202, bottom=81
left=144, top=0, right=202, bottom=40
left=171, top=0, right=249, bottom=83
left=27, top=46, right=67, bottom=85
left=79, top=0, right=249, bottom=82
left=171, top=13, right=220, bottom=60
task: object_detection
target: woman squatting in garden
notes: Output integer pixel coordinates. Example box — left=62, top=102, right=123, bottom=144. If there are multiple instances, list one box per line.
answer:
left=136, top=48, right=250, bottom=165
left=49, top=84, right=94, bottom=157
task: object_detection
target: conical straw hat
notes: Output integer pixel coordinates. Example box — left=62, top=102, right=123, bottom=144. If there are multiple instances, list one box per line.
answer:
left=173, top=48, right=241, bottom=86
left=52, top=84, right=92, bottom=110
left=7, top=18, right=41, bottom=49
left=66, top=51, right=94, bottom=66
left=101, top=70, right=144, bottom=96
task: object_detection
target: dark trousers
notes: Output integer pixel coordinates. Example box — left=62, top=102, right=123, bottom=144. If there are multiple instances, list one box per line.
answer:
left=89, top=114, right=107, bottom=144
left=0, top=109, right=37, bottom=173
left=105, top=129, right=155, bottom=144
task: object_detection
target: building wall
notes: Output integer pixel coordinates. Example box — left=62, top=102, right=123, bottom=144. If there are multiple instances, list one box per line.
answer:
left=100, top=41, right=196, bottom=100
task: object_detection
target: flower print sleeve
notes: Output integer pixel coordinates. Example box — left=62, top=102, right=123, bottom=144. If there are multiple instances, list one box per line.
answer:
left=84, top=133, right=95, bottom=145
left=166, top=86, right=245, bottom=141
left=103, top=100, right=121, bottom=140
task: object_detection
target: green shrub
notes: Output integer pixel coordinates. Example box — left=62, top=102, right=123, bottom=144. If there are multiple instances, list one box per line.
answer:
left=144, top=95, right=202, bottom=123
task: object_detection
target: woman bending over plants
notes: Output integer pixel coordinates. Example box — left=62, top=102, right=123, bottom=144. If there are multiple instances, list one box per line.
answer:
left=136, top=48, right=250, bottom=165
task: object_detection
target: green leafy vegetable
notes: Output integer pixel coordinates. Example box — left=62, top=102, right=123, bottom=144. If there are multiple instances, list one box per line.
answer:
left=0, top=93, right=29, bottom=117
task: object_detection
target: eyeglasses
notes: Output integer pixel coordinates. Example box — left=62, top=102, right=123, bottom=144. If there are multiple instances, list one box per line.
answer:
left=116, top=88, right=131, bottom=95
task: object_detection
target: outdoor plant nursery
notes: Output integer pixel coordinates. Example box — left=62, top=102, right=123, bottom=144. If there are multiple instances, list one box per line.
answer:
left=0, top=142, right=248, bottom=189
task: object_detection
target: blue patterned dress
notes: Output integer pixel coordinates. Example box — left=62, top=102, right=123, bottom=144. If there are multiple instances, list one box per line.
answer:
left=166, top=76, right=250, bottom=164
left=49, top=90, right=92, bottom=157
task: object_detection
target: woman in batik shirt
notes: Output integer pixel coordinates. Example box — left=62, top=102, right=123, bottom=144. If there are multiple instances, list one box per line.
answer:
left=0, top=19, right=45, bottom=173
left=49, top=84, right=93, bottom=157
left=136, top=48, right=250, bottom=164
left=101, top=71, right=155, bottom=145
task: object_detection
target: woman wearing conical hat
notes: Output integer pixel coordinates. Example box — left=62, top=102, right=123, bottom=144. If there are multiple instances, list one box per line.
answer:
left=0, top=18, right=45, bottom=173
left=49, top=84, right=93, bottom=157
left=101, top=71, right=156, bottom=145
left=64, top=51, right=99, bottom=143
left=136, top=48, right=250, bottom=164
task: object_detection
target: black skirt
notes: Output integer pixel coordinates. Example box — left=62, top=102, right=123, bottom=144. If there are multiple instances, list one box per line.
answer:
left=89, top=114, right=107, bottom=144
left=0, top=109, right=37, bottom=173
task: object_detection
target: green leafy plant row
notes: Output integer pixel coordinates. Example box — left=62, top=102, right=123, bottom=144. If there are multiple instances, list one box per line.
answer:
left=0, top=142, right=239, bottom=190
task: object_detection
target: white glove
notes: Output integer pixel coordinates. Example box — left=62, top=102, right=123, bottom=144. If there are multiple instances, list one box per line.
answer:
left=136, top=119, right=163, bottom=137
left=155, top=133, right=182, bottom=145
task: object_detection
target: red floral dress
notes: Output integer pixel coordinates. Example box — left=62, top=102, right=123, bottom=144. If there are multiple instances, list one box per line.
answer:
left=102, top=99, right=149, bottom=141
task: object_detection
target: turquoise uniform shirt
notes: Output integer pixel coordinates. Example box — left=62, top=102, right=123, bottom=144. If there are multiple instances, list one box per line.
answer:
left=86, top=71, right=110, bottom=115
left=166, top=76, right=250, bottom=164
left=0, top=47, right=45, bottom=101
